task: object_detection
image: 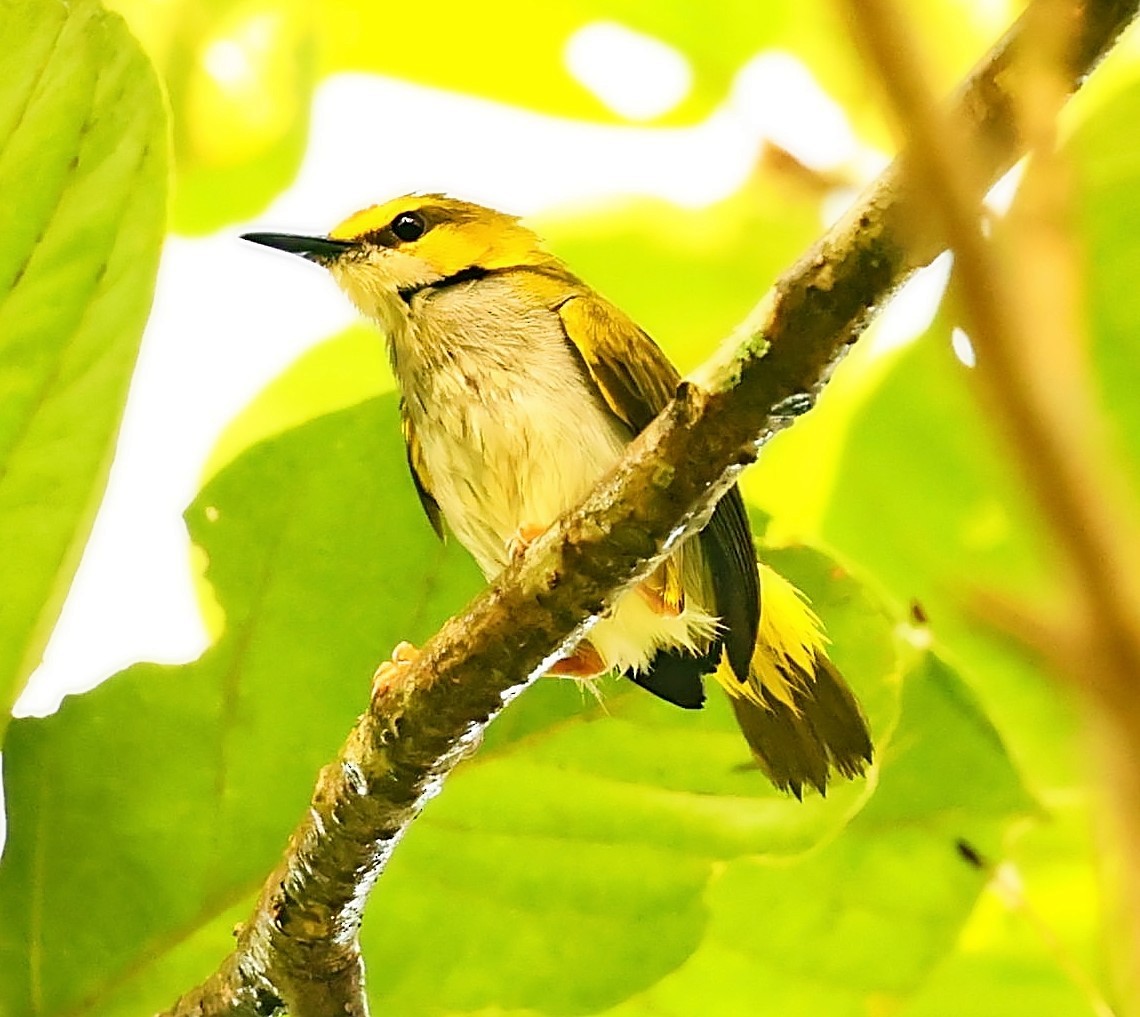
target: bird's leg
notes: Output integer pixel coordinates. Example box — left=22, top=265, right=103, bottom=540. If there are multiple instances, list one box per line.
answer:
left=371, top=640, right=420, bottom=698
left=548, top=640, right=607, bottom=677
left=635, top=563, right=684, bottom=617
left=506, top=521, right=607, bottom=676
left=507, top=524, right=674, bottom=677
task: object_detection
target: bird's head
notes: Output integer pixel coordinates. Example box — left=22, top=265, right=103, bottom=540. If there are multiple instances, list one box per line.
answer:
left=243, top=194, right=553, bottom=331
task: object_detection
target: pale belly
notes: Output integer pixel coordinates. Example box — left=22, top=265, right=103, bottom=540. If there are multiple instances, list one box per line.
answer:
left=411, top=377, right=719, bottom=675
left=416, top=385, right=628, bottom=576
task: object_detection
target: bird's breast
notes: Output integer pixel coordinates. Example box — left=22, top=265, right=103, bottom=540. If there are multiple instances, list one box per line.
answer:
left=397, top=279, right=631, bottom=577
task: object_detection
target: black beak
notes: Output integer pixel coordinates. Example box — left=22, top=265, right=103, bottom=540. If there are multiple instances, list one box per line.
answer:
left=241, top=232, right=358, bottom=262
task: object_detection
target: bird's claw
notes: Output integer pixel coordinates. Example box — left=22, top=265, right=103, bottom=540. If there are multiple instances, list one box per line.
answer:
left=548, top=640, right=607, bottom=678
left=372, top=640, right=420, bottom=699
left=507, top=522, right=547, bottom=561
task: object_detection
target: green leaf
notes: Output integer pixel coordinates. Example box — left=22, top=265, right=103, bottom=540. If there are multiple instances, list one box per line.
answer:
left=107, top=0, right=316, bottom=234
left=755, top=72, right=1140, bottom=1016
left=318, top=0, right=1001, bottom=133
left=801, top=61, right=1140, bottom=798
left=0, top=396, right=482, bottom=1015
left=591, top=655, right=1031, bottom=1017
left=779, top=322, right=1110, bottom=1011
left=0, top=0, right=167, bottom=735
left=900, top=800, right=1109, bottom=1017
left=817, top=330, right=1072, bottom=783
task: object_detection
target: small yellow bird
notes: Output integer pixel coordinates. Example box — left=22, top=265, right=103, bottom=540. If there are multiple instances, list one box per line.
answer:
left=244, top=195, right=872, bottom=796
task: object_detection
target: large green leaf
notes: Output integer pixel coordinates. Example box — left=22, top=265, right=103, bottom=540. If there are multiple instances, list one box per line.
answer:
left=765, top=301, right=1107, bottom=1017
left=585, top=655, right=1030, bottom=1017
left=0, top=0, right=167, bottom=736
left=0, top=395, right=482, bottom=1015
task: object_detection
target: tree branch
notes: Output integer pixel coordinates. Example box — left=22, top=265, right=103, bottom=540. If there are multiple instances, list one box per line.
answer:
left=163, top=1, right=1140, bottom=1012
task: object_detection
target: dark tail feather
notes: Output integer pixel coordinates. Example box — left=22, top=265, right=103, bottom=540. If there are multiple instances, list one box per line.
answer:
left=630, top=645, right=714, bottom=710
left=730, top=655, right=873, bottom=798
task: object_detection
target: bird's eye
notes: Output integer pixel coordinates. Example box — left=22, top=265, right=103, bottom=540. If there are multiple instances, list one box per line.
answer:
left=391, top=211, right=426, bottom=243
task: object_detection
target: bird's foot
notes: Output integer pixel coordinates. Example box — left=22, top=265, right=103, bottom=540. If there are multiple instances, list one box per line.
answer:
left=548, top=640, right=607, bottom=677
left=507, top=522, right=548, bottom=561
left=371, top=640, right=420, bottom=699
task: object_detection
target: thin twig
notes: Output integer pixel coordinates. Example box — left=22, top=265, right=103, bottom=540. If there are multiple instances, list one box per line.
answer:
left=163, top=0, right=1140, bottom=1012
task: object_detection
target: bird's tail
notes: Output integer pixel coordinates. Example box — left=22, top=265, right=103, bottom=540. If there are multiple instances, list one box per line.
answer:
left=713, top=564, right=873, bottom=798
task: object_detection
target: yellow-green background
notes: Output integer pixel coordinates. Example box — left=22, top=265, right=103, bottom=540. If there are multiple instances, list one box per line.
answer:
left=2, top=0, right=1138, bottom=1014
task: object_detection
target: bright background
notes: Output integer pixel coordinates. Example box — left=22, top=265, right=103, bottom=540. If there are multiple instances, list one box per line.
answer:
left=15, top=51, right=878, bottom=714
left=19, top=11, right=969, bottom=716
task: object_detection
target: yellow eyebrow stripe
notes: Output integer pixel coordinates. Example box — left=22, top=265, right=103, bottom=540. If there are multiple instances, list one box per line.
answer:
left=328, top=203, right=399, bottom=240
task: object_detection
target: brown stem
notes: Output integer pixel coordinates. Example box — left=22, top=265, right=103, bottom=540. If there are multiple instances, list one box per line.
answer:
left=838, top=0, right=1140, bottom=1003
left=163, top=0, right=1140, bottom=1012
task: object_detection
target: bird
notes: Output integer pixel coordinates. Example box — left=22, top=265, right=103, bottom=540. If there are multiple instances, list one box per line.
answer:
left=243, top=194, right=873, bottom=796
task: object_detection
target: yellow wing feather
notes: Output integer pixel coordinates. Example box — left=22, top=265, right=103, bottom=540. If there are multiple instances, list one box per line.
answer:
left=553, top=283, right=761, bottom=682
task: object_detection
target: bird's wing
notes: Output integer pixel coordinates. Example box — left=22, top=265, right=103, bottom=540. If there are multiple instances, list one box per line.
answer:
left=556, top=291, right=677, bottom=430
left=400, top=398, right=445, bottom=541
left=555, top=285, right=761, bottom=685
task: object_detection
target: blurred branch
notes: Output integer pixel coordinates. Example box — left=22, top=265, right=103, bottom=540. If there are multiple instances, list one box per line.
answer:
left=164, top=0, right=1139, bottom=1013
left=960, top=585, right=1078, bottom=666
left=837, top=0, right=1140, bottom=1005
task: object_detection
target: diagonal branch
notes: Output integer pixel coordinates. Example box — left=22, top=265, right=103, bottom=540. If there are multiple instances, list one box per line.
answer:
left=163, top=1, right=1140, bottom=1013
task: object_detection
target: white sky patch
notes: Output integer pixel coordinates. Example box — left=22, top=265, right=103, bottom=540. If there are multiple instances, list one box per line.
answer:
left=271, top=74, right=761, bottom=218
left=985, top=158, right=1027, bottom=216
left=730, top=51, right=857, bottom=171
left=865, top=252, right=954, bottom=358
left=564, top=21, right=693, bottom=121
left=952, top=326, right=978, bottom=367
